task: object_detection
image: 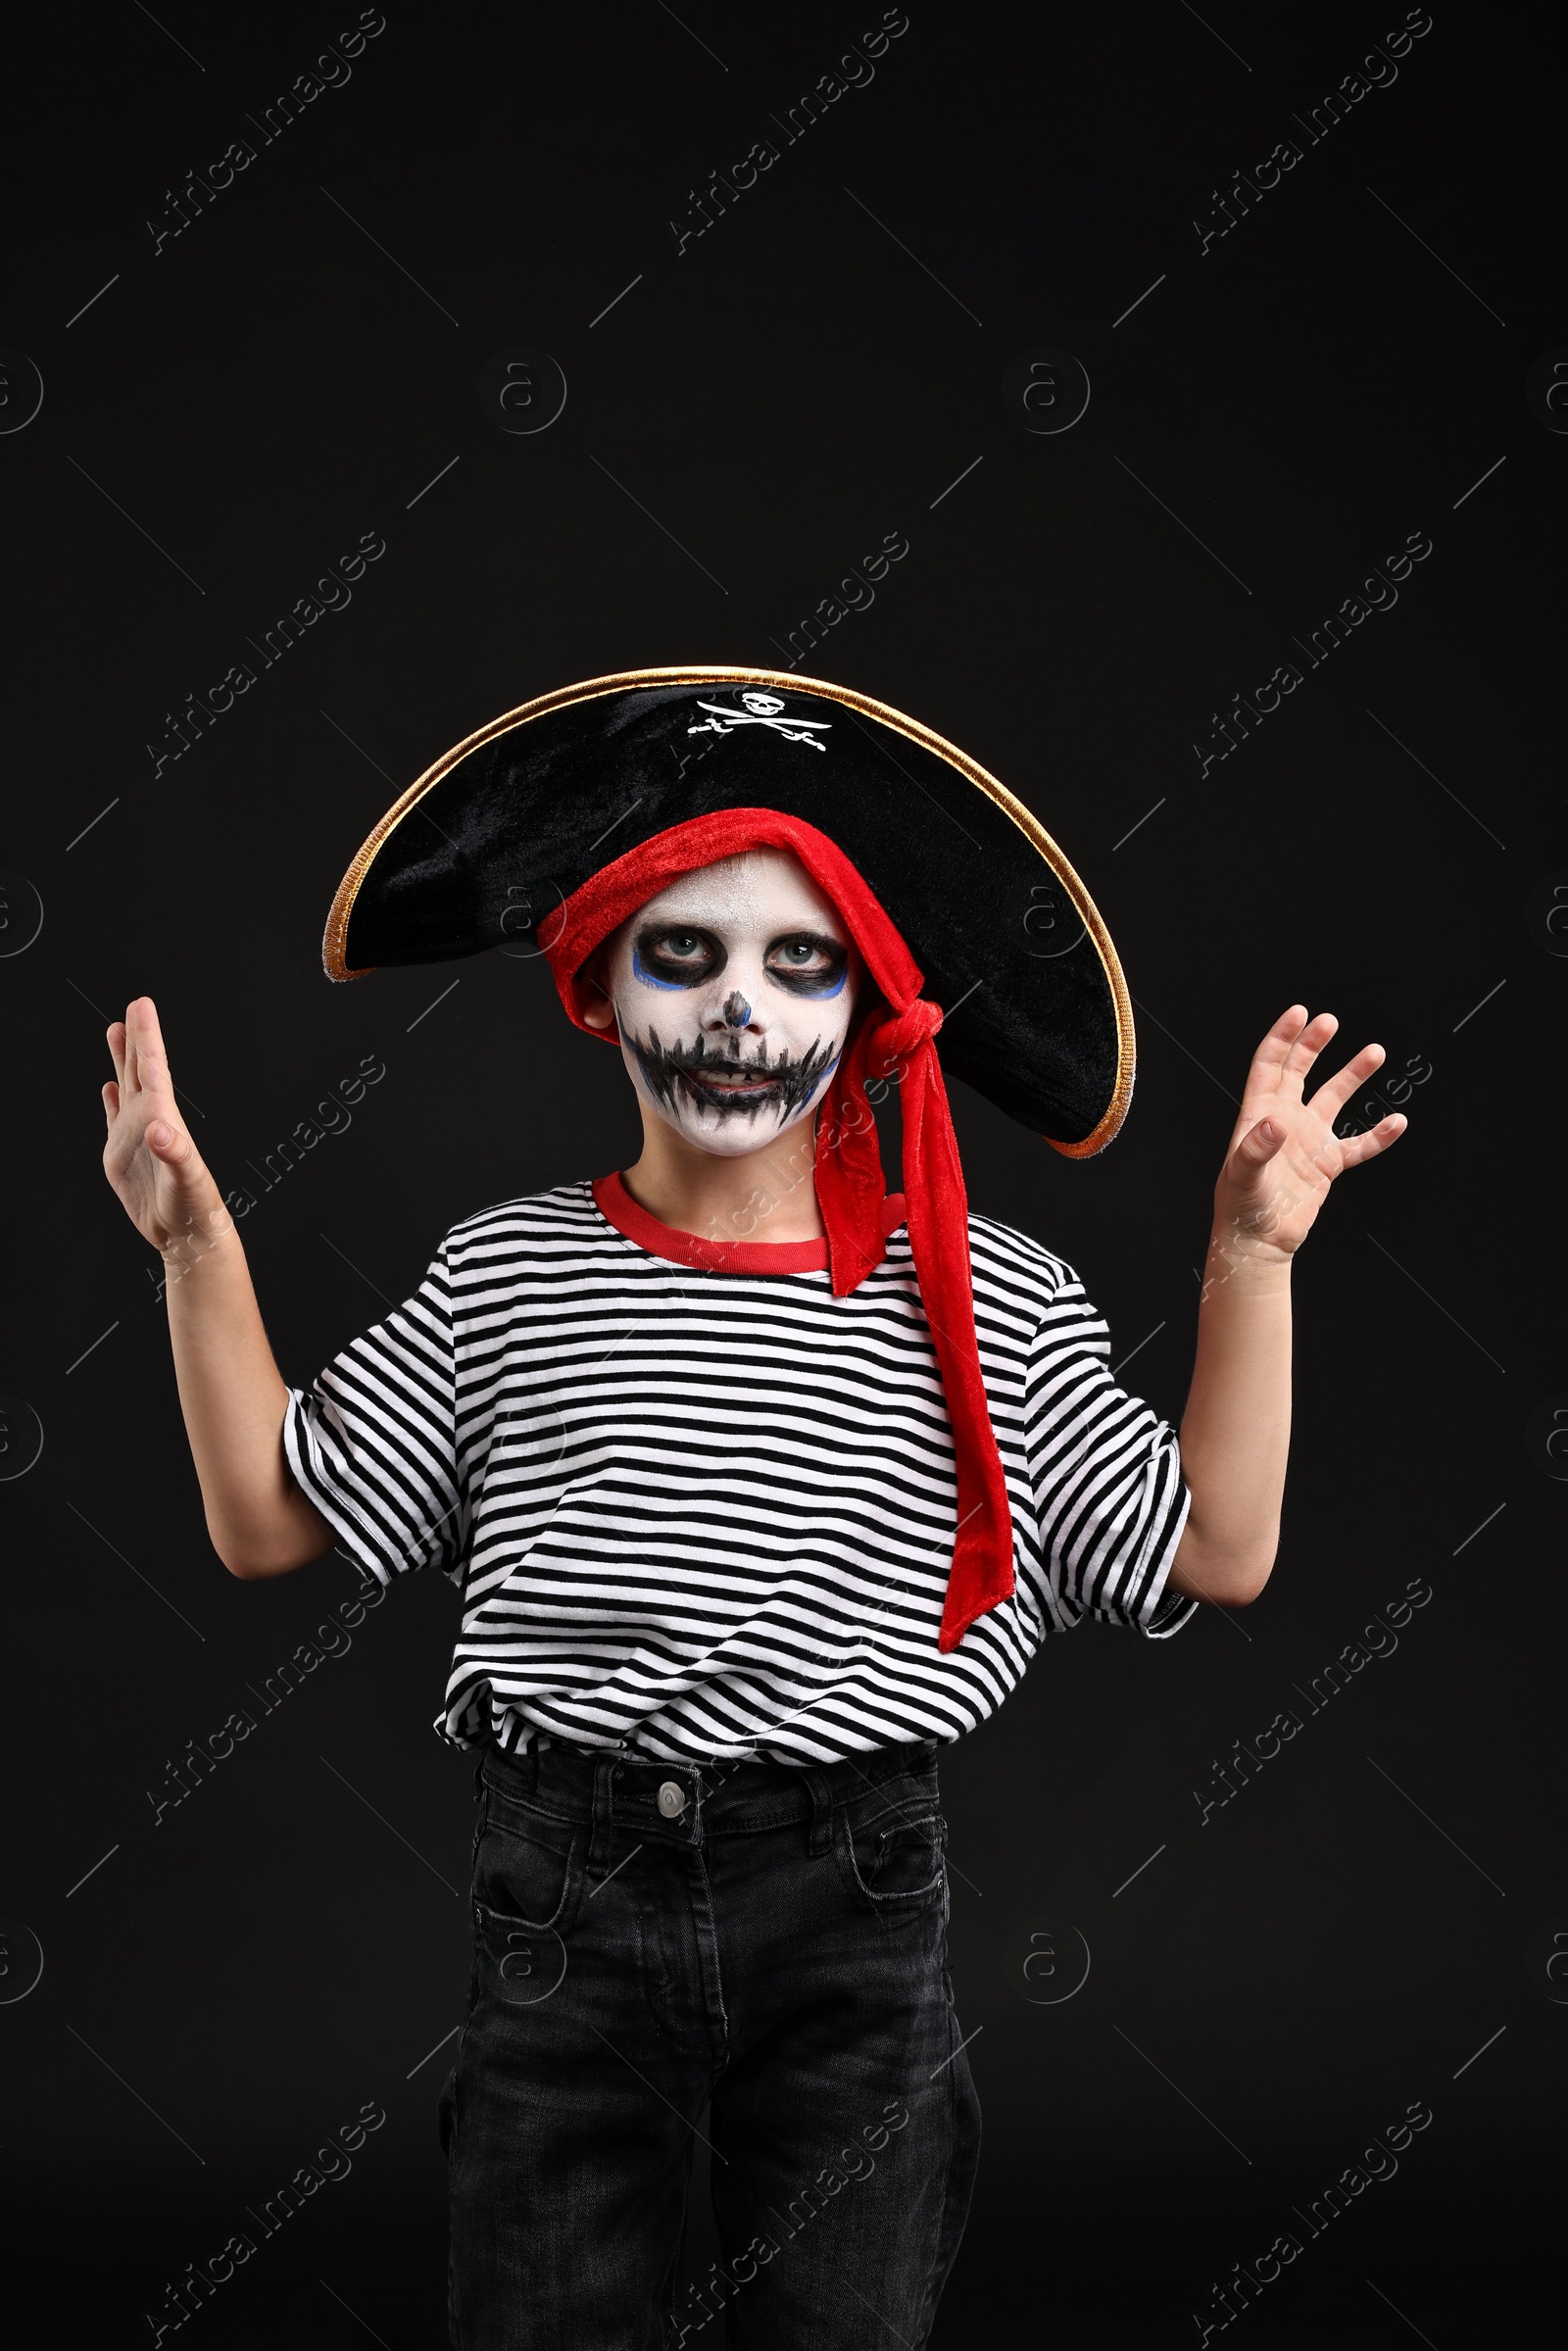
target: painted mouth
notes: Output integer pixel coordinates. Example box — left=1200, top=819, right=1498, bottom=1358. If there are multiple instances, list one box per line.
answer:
left=687, top=1069, right=781, bottom=1096
left=626, top=1030, right=840, bottom=1121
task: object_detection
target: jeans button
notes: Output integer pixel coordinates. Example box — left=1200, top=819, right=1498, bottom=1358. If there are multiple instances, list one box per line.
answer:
left=657, top=1780, right=687, bottom=1819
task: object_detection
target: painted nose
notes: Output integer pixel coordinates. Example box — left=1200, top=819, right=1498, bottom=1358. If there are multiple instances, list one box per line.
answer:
left=721, top=991, right=752, bottom=1029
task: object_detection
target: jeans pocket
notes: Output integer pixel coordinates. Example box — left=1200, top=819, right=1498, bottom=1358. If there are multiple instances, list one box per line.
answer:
left=472, top=1899, right=571, bottom=2006
left=841, top=1798, right=948, bottom=1909
left=473, top=1796, right=581, bottom=1935
left=470, top=1807, right=580, bottom=2009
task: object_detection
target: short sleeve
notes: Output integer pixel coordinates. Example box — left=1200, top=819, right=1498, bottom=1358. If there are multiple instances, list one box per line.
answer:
left=283, top=1244, right=463, bottom=1588
left=1019, top=1263, right=1196, bottom=1639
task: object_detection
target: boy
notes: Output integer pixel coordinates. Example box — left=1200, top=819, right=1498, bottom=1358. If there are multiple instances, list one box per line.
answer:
left=101, top=669, right=1404, bottom=2349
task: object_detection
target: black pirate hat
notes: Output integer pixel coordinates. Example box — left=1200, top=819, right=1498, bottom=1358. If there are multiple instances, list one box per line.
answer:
left=324, top=666, right=1134, bottom=1155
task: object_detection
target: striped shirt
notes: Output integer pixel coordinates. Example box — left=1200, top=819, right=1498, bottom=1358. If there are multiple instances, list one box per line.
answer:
left=284, top=1175, right=1195, bottom=1764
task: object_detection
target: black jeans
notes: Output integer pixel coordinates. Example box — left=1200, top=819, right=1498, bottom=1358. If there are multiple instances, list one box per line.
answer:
left=438, top=1736, right=981, bottom=2349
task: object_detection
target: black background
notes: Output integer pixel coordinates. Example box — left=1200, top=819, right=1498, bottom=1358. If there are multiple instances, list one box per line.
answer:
left=2, top=2, right=1562, bottom=2344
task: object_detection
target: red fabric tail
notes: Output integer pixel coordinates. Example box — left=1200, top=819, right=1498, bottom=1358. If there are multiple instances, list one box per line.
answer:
left=817, top=1001, right=1016, bottom=1650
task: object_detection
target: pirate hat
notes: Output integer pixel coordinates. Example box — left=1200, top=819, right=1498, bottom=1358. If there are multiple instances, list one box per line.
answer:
left=324, top=666, right=1134, bottom=1155
left=322, top=667, right=1138, bottom=1652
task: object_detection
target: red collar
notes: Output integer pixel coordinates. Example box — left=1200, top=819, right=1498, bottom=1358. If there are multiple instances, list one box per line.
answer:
left=593, top=1171, right=906, bottom=1276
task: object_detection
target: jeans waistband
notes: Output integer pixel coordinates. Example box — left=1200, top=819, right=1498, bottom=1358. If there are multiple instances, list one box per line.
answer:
left=476, top=1736, right=939, bottom=1856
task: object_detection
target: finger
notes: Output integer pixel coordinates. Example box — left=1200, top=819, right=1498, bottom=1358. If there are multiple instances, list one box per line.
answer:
left=1337, top=1111, right=1407, bottom=1169
left=107, top=1022, right=126, bottom=1088
left=130, top=998, right=175, bottom=1104
left=102, top=1081, right=120, bottom=1128
left=1233, top=1115, right=1287, bottom=1169
left=1238, top=1007, right=1313, bottom=1110
left=1250, top=1005, right=1311, bottom=1072
left=1278, top=1009, right=1339, bottom=1091
left=146, top=1114, right=194, bottom=1165
left=1309, top=1040, right=1385, bottom=1123
left=122, top=1002, right=142, bottom=1094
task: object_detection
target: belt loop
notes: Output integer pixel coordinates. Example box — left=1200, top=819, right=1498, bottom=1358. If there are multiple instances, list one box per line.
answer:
left=801, top=1768, right=835, bottom=1858
left=586, top=1755, right=618, bottom=1880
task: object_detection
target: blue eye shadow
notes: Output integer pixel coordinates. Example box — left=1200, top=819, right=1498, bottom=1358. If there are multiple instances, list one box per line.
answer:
left=787, top=963, right=848, bottom=999
left=632, top=944, right=694, bottom=992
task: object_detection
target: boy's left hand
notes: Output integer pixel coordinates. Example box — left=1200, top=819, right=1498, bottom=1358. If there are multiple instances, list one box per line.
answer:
left=1213, top=1005, right=1406, bottom=1263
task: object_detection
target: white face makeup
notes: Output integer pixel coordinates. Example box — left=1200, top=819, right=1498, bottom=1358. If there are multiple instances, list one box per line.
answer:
left=598, top=849, right=862, bottom=1157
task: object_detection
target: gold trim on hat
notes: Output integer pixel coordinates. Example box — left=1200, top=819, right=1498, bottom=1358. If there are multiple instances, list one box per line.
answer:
left=321, top=665, right=1135, bottom=1156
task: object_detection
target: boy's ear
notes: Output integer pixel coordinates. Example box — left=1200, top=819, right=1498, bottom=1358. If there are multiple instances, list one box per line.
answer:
left=579, top=950, right=616, bottom=1029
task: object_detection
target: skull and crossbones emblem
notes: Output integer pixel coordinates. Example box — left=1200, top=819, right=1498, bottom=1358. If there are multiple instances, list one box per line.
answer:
left=686, top=691, right=831, bottom=751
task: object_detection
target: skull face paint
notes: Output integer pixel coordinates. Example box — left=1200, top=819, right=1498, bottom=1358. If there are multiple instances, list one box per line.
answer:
left=600, top=849, right=862, bottom=1156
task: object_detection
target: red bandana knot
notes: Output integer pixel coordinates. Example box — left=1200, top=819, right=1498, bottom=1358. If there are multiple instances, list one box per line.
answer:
left=873, top=998, right=944, bottom=1069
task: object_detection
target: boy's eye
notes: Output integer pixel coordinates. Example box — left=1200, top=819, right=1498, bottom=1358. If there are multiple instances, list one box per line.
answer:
left=766, top=935, right=847, bottom=989
left=635, top=925, right=723, bottom=983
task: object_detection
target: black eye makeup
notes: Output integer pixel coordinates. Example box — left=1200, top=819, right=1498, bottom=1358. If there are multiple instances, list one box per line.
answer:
left=632, top=924, right=726, bottom=988
left=764, top=932, right=849, bottom=996
left=631, top=924, right=850, bottom=996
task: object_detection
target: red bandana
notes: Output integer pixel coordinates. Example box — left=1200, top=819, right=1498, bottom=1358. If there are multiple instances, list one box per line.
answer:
left=542, top=808, right=1015, bottom=1652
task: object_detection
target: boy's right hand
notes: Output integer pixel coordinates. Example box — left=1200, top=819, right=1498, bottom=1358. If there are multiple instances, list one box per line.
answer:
left=103, top=997, right=227, bottom=1255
